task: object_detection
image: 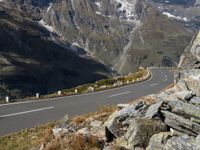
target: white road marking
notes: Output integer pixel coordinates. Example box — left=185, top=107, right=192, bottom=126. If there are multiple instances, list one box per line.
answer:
left=150, top=83, right=159, bottom=87
left=0, top=107, right=54, bottom=118
left=109, top=91, right=130, bottom=98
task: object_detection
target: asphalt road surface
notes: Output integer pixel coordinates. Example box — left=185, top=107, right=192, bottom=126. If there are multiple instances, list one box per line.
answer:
left=0, top=68, right=173, bottom=136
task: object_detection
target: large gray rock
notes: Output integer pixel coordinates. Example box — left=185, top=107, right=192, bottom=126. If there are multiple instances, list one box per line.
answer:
left=146, top=132, right=172, bottom=150
left=167, top=100, right=200, bottom=119
left=162, top=110, right=200, bottom=136
left=175, top=80, right=189, bottom=91
left=164, top=134, right=200, bottom=150
left=105, top=102, right=148, bottom=139
left=148, top=133, right=200, bottom=150
left=124, top=118, right=167, bottom=148
left=175, top=90, right=194, bottom=101
left=144, top=101, right=163, bottom=119
left=186, top=70, right=200, bottom=97
left=190, top=31, right=200, bottom=61
left=191, top=97, right=200, bottom=105
left=117, top=102, right=148, bottom=120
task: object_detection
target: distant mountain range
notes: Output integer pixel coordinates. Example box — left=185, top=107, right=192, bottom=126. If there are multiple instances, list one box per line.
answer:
left=0, top=0, right=199, bottom=100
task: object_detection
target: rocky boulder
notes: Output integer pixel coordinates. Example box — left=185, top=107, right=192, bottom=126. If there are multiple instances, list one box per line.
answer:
left=104, top=102, right=149, bottom=139
left=146, top=132, right=172, bottom=150
left=144, top=101, right=164, bottom=119
left=162, top=110, right=200, bottom=136
left=167, top=100, right=200, bottom=119
left=124, top=118, right=167, bottom=149
left=164, top=134, right=200, bottom=150
left=190, top=97, right=200, bottom=105
left=147, top=133, right=200, bottom=150
left=174, top=90, right=194, bottom=101
left=187, top=72, right=200, bottom=97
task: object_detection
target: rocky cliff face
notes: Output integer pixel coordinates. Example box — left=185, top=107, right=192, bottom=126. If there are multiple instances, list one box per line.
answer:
left=41, top=0, right=143, bottom=74
left=40, top=0, right=194, bottom=74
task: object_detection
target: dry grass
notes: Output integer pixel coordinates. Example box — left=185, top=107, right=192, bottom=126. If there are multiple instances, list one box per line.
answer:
left=45, top=138, right=61, bottom=150
left=0, top=122, right=56, bottom=150
left=43, top=133, right=102, bottom=150
left=129, top=95, right=158, bottom=106
left=72, top=105, right=117, bottom=124
left=162, top=83, right=175, bottom=91
left=143, top=97, right=158, bottom=105
left=42, top=128, right=54, bottom=144
left=73, top=116, right=87, bottom=124
left=65, top=134, right=102, bottom=150
left=0, top=105, right=116, bottom=150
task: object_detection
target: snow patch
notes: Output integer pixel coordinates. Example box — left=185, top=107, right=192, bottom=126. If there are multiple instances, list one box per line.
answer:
left=162, top=12, right=188, bottom=22
left=95, top=2, right=101, bottom=8
left=38, top=3, right=55, bottom=32
left=96, top=11, right=106, bottom=17
left=71, top=0, right=81, bottom=30
left=70, top=42, right=81, bottom=52
left=114, top=0, right=136, bottom=20
left=71, top=42, right=81, bottom=48
left=39, top=20, right=55, bottom=32
left=46, top=3, right=53, bottom=13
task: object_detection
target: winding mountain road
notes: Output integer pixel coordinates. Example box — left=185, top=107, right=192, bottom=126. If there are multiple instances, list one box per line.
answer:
left=0, top=68, right=173, bottom=136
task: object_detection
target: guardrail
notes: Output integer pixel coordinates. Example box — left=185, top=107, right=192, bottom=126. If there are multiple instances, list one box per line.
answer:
left=148, top=66, right=174, bottom=69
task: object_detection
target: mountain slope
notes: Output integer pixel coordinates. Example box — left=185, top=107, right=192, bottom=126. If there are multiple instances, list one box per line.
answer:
left=0, top=3, right=110, bottom=100
left=41, top=0, right=194, bottom=74
left=120, top=7, right=193, bottom=73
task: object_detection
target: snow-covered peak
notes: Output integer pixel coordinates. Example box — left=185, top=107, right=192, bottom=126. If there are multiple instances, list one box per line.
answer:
left=162, top=12, right=188, bottom=22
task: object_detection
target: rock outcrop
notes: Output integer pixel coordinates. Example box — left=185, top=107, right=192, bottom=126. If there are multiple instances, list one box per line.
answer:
left=124, top=118, right=167, bottom=148
left=190, top=31, right=200, bottom=61
left=44, top=66, right=200, bottom=150
left=147, top=133, right=200, bottom=150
